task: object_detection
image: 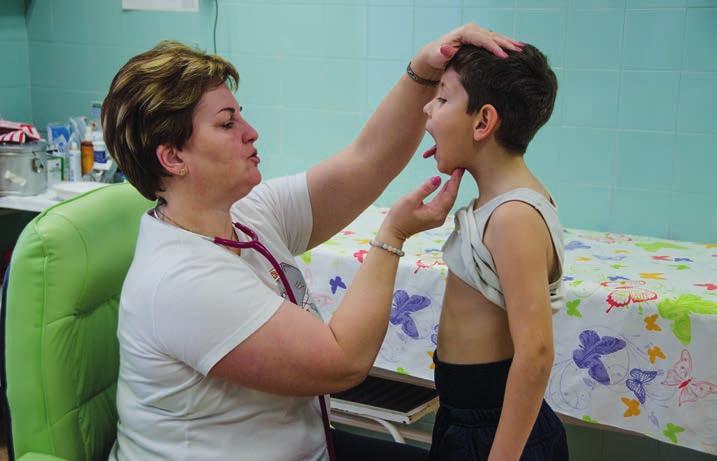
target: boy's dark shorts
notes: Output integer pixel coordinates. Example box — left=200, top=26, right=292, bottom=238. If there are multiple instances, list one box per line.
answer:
left=429, top=351, right=569, bottom=460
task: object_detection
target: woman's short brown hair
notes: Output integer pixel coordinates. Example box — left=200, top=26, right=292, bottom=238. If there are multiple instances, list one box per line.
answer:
left=102, top=41, right=239, bottom=200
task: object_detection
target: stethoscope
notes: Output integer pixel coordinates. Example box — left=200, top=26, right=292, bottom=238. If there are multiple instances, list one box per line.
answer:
left=214, top=222, right=337, bottom=461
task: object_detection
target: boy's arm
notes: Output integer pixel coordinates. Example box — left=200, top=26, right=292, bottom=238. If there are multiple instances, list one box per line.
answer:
left=483, top=201, right=556, bottom=461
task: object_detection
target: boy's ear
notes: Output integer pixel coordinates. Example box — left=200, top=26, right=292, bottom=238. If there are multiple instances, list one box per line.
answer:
left=473, top=104, right=500, bottom=143
left=156, top=144, right=188, bottom=177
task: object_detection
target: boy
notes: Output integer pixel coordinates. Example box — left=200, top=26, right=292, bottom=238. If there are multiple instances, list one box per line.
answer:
left=424, top=44, right=569, bottom=460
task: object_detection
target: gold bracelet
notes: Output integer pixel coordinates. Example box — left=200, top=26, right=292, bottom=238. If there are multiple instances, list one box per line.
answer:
left=406, top=61, right=440, bottom=86
left=369, top=239, right=405, bottom=257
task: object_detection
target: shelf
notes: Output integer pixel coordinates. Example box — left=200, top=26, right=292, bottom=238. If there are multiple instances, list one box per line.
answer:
left=331, top=375, right=438, bottom=425
left=0, top=190, right=60, bottom=213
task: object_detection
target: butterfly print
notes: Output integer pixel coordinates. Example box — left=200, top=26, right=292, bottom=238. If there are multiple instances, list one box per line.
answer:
left=572, top=330, right=626, bottom=385
left=644, top=314, right=662, bottom=331
left=600, top=280, right=658, bottom=313
left=329, top=276, right=347, bottom=294
left=661, top=349, right=717, bottom=406
left=626, top=368, right=659, bottom=404
left=648, top=346, right=666, bottom=364
left=390, top=290, right=431, bottom=339
left=621, top=397, right=640, bottom=417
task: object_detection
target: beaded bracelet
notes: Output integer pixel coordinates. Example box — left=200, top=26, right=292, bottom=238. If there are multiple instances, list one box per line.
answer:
left=369, top=239, right=405, bottom=257
left=406, top=61, right=440, bottom=86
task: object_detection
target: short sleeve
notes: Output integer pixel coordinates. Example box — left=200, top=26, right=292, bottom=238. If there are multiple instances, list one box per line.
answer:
left=152, top=254, right=285, bottom=375
left=236, top=173, right=313, bottom=255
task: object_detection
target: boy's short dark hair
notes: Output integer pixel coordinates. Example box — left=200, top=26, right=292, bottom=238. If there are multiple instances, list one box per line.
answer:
left=447, top=44, right=557, bottom=154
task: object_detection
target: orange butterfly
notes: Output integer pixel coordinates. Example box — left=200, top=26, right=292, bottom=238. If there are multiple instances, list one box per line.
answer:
left=648, top=346, right=666, bottom=364
left=644, top=314, right=662, bottom=332
left=621, top=397, right=640, bottom=417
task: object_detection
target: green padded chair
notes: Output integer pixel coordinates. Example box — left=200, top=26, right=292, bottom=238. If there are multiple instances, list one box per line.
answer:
left=2, top=183, right=152, bottom=461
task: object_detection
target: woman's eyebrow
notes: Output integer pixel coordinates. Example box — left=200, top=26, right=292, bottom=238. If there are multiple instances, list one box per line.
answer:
left=216, top=107, right=236, bottom=115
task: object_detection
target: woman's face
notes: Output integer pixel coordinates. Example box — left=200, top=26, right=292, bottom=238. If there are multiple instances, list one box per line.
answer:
left=181, top=84, right=261, bottom=203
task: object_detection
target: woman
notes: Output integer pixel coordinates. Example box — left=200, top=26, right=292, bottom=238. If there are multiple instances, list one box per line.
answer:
left=102, top=24, right=520, bottom=461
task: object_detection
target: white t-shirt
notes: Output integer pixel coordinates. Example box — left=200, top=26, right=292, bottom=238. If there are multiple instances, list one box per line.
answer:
left=109, top=173, right=327, bottom=461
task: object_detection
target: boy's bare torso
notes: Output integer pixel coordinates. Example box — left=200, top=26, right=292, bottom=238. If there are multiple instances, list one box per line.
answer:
left=437, top=185, right=558, bottom=365
left=438, top=271, right=515, bottom=364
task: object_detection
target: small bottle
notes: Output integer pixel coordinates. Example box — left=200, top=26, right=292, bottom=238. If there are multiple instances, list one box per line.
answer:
left=46, top=155, right=63, bottom=187
left=67, top=142, right=82, bottom=181
left=80, top=126, right=94, bottom=175
left=93, top=140, right=107, bottom=164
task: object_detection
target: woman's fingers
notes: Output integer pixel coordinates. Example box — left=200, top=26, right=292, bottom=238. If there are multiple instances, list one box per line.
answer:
left=408, top=175, right=442, bottom=205
left=456, top=24, right=522, bottom=58
left=385, top=169, right=465, bottom=239
left=440, top=44, right=458, bottom=60
left=417, top=23, right=523, bottom=71
left=426, top=169, right=464, bottom=215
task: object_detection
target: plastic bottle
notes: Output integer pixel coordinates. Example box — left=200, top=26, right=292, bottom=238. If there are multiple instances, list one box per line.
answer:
left=80, top=127, right=94, bottom=175
left=67, top=142, right=82, bottom=182
left=93, top=140, right=107, bottom=164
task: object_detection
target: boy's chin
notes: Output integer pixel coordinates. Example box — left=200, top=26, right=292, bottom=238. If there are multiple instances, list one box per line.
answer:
left=436, top=162, right=452, bottom=175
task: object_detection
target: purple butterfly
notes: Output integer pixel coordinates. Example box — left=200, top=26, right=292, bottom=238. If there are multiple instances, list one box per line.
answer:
left=563, top=275, right=575, bottom=282
left=608, top=276, right=629, bottom=281
left=566, top=240, right=590, bottom=251
left=626, top=368, right=658, bottom=404
left=572, top=330, right=626, bottom=385
left=329, top=276, right=346, bottom=294
left=390, top=290, right=431, bottom=339
left=431, top=325, right=438, bottom=345
left=674, top=258, right=692, bottom=262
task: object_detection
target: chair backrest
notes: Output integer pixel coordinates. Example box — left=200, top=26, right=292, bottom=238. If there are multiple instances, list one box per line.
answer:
left=3, top=183, right=152, bottom=460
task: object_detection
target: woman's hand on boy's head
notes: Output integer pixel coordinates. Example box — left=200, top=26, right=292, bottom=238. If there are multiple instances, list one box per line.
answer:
left=415, top=23, right=524, bottom=73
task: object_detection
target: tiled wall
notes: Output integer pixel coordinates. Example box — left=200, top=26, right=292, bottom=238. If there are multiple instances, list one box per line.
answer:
left=17, top=0, right=717, bottom=244
left=3, top=3, right=716, bottom=458
left=0, top=0, right=32, bottom=122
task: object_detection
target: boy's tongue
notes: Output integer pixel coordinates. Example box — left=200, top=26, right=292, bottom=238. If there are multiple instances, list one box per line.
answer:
left=423, top=145, right=437, bottom=158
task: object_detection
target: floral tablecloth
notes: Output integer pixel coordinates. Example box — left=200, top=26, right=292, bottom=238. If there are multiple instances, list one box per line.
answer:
left=295, top=206, right=717, bottom=454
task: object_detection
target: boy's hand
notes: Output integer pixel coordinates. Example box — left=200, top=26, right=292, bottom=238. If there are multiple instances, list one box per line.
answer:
left=379, top=169, right=464, bottom=243
left=411, top=23, right=523, bottom=81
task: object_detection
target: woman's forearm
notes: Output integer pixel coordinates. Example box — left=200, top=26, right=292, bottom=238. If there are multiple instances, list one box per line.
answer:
left=327, top=228, right=405, bottom=377
left=352, top=63, right=440, bottom=183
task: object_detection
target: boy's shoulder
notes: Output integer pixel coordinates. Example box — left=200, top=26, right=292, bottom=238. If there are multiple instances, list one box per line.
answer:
left=485, top=200, right=549, bottom=243
left=480, top=188, right=562, bottom=252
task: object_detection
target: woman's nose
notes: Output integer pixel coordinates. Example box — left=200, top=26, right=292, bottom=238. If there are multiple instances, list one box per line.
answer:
left=243, top=122, right=259, bottom=144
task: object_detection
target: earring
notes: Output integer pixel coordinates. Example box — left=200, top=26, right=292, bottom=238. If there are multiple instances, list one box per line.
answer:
left=179, top=168, right=187, bottom=176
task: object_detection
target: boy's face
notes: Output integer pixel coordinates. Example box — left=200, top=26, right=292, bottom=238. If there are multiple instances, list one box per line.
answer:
left=423, top=68, right=477, bottom=175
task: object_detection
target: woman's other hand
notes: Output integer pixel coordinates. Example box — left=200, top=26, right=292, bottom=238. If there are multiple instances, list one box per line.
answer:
left=380, top=168, right=464, bottom=243
left=411, top=23, right=524, bottom=80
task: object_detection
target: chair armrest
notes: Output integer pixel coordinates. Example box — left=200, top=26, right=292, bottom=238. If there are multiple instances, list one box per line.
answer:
left=18, top=453, right=70, bottom=461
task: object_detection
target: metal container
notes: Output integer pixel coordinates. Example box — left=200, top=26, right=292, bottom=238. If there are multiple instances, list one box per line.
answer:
left=0, top=141, right=48, bottom=196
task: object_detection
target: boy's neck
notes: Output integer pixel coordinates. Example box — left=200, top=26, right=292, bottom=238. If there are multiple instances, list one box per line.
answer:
left=465, top=142, right=538, bottom=207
